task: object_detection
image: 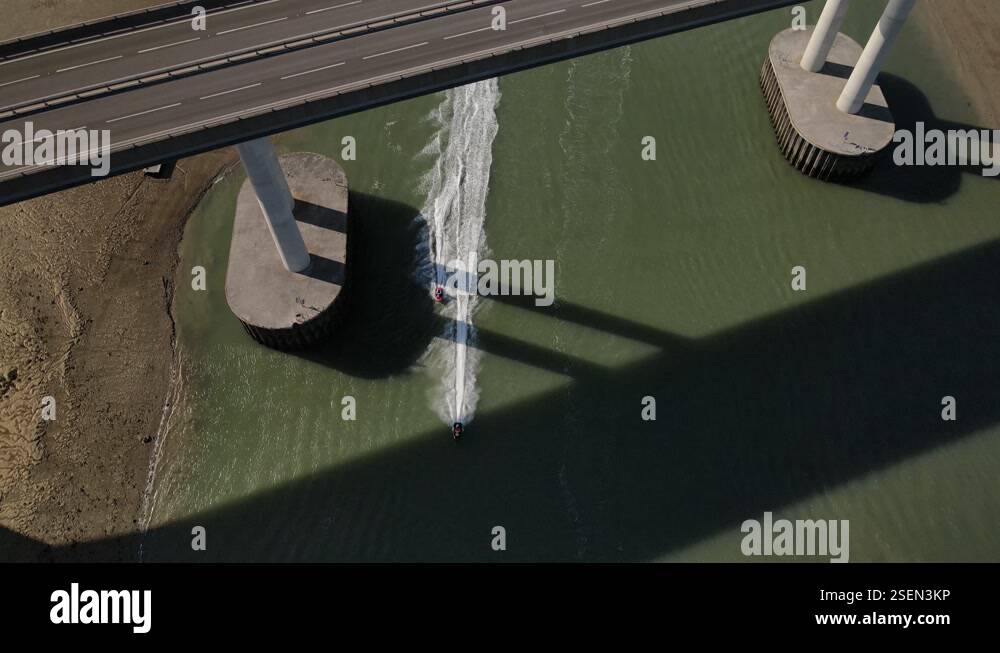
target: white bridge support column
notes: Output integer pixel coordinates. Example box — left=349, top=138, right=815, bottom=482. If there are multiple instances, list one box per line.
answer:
left=800, top=0, right=852, bottom=73
left=836, top=0, right=917, bottom=114
left=236, top=137, right=311, bottom=273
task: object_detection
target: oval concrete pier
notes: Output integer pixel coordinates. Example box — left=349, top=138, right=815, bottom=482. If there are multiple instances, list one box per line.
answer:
left=761, top=28, right=897, bottom=182
left=224, top=152, right=349, bottom=350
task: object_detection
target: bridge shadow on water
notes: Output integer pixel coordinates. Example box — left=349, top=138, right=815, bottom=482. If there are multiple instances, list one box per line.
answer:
left=5, top=229, right=1000, bottom=561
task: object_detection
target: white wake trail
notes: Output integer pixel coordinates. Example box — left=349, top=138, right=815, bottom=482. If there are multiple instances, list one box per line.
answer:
left=419, top=79, right=500, bottom=427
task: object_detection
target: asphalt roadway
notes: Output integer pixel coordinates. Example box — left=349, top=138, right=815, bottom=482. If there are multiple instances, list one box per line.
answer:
left=0, top=0, right=796, bottom=202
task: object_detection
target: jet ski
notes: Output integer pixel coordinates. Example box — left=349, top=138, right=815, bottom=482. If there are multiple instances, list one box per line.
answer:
left=434, top=286, right=446, bottom=303
left=452, top=421, right=463, bottom=440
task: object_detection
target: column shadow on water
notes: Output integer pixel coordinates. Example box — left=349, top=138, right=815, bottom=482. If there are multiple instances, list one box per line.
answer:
left=291, top=191, right=439, bottom=379
left=10, top=234, right=1000, bottom=562
left=839, top=72, right=998, bottom=203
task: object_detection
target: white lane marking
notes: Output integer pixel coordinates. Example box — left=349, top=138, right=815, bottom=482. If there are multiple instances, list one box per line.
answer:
left=214, top=0, right=282, bottom=14
left=1, top=0, right=717, bottom=178
left=280, top=61, right=346, bottom=80
left=363, top=41, right=428, bottom=60
left=5, top=15, right=561, bottom=174
left=0, top=74, right=40, bottom=88
left=445, top=7, right=569, bottom=39
left=106, top=102, right=182, bottom=123
left=444, top=26, right=491, bottom=41
left=0, top=125, right=87, bottom=150
left=199, top=83, right=263, bottom=100
left=510, top=9, right=567, bottom=25
left=21, top=125, right=87, bottom=144
left=582, top=0, right=613, bottom=7
left=56, top=55, right=123, bottom=73
left=138, top=37, right=202, bottom=54
left=0, top=0, right=284, bottom=67
left=216, top=16, right=288, bottom=35
left=0, top=0, right=460, bottom=109
left=306, top=1, right=363, bottom=15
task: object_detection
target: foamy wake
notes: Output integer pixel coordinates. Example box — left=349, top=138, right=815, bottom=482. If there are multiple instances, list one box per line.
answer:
left=418, top=79, right=500, bottom=427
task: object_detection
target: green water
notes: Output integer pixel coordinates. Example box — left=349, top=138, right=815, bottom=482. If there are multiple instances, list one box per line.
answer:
left=142, top=1, right=1000, bottom=562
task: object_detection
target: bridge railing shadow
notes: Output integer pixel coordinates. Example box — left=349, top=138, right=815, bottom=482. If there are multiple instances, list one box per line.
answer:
left=8, top=232, right=1000, bottom=561
left=8, top=68, right=1000, bottom=560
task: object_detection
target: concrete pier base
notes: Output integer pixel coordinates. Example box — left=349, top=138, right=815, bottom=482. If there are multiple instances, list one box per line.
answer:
left=761, top=28, right=896, bottom=182
left=225, top=152, right=349, bottom=350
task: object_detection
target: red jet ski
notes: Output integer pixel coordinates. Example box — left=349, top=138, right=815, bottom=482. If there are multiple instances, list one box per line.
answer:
left=452, top=422, right=463, bottom=441
left=434, top=287, right=446, bottom=303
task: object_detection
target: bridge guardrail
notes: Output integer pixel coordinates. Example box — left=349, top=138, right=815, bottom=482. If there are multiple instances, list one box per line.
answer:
left=0, top=0, right=503, bottom=122
left=0, top=0, right=800, bottom=206
left=0, top=0, right=252, bottom=62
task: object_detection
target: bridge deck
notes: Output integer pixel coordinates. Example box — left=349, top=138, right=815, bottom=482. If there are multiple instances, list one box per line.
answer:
left=0, top=0, right=797, bottom=205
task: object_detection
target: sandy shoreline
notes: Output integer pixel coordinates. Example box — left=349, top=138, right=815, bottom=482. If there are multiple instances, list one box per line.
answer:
left=916, top=0, right=1000, bottom=128
left=0, top=149, right=236, bottom=561
left=0, top=0, right=240, bottom=563
left=0, top=0, right=997, bottom=561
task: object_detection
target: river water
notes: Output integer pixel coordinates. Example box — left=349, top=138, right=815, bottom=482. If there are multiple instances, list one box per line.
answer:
left=140, top=1, right=1000, bottom=562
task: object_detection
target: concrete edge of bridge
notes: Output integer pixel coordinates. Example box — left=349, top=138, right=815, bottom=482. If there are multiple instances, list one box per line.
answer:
left=0, top=0, right=804, bottom=207
left=0, top=0, right=506, bottom=120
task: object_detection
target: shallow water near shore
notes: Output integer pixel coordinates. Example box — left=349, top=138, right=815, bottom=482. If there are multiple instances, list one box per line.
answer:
left=141, top=1, right=1000, bottom=562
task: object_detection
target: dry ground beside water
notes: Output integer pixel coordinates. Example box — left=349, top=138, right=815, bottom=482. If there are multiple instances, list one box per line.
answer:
left=0, top=1, right=997, bottom=561
left=917, top=0, right=1000, bottom=128
left=0, top=0, right=236, bottom=562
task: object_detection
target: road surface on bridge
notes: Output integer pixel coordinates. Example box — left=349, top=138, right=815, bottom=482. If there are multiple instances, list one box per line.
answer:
left=0, top=0, right=796, bottom=204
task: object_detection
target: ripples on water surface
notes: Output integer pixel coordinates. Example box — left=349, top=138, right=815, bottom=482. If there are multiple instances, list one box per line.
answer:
left=142, top=2, right=1000, bottom=561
